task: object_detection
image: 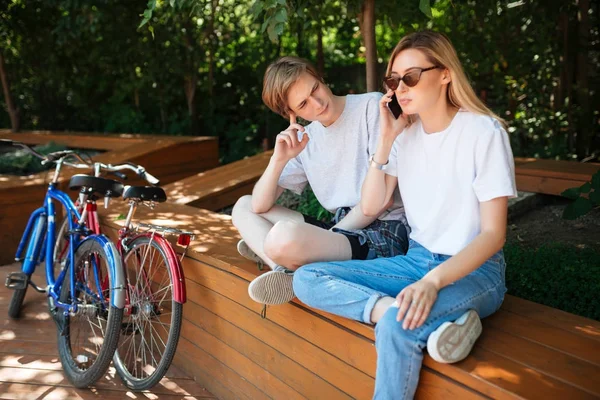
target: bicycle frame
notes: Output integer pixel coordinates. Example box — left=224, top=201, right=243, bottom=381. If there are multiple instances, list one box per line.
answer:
left=84, top=200, right=186, bottom=304
left=15, top=183, right=125, bottom=312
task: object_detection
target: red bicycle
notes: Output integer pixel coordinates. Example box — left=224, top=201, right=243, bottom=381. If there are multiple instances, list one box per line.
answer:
left=54, top=161, right=194, bottom=391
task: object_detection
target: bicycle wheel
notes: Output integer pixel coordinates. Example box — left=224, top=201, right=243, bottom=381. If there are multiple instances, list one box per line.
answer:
left=56, top=237, right=124, bottom=388
left=9, top=215, right=46, bottom=319
left=113, top=236, right=183, bottom=391
left=8, top=274, right=29, bottom=319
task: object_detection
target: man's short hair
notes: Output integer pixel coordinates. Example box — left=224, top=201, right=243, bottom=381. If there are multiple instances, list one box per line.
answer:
left=262, top=56, right=322, bottom=119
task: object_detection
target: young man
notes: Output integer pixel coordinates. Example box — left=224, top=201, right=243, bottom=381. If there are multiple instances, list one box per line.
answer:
left=232, top=56, right=408, bottom=306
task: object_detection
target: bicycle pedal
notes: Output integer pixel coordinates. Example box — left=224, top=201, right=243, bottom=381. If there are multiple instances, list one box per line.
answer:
left=5, top=272, right=28, bottom=290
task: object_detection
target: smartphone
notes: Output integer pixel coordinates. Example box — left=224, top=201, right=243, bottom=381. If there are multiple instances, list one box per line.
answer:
left=388, top=94, right=403, bottom=119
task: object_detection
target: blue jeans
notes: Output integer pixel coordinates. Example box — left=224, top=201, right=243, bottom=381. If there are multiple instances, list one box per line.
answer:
left=293, top=240, right=506, bottom=400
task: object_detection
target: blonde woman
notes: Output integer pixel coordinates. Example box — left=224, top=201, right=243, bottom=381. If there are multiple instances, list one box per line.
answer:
left=293, top=31, right=516, bottom=399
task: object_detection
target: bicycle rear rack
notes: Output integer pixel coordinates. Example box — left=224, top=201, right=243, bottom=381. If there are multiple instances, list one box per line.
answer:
left=133, top=222, right=196, bottom=262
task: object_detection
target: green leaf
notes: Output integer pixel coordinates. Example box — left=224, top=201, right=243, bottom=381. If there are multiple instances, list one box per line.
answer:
left=277, top=0, right=287, bottom=5
left=580, top=182, right=591, bottom=193
left=274, top=7, right=287, bottom=23
left=261, top=18, right=269, bottom=33
left=562, top=197, right=593, bottom=220
left=561, top=187, right=580, bottom=200
left=250, top=0, right=264, bottom=17
left=590, top=190, right=600, bottom=206
left=115, top=214, right=126, bottom=221
left=274, top=22, right=285, bottom=35
left=419, top=0, right=433, bottom=18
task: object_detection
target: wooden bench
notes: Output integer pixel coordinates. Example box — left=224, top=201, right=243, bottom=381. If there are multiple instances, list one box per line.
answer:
left=97, top=202, right=600, bottom=400
left=515, top=157, right=599, bottom=196
left=164, top=150, right=272, bottom=211
left=0, top=130, right=219, bottom=265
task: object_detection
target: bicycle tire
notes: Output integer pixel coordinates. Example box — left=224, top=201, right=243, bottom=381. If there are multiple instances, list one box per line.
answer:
left=57, top=237, right=124, bottom=388
left=113, top=236, right=183, bottom=391
left=8, top=275, right=29, bottom=319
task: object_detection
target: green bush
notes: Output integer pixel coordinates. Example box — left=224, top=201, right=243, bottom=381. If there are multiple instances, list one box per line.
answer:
left=0, top=142, right=68, bottom=175
left=295, top=187, right=333, bottom=222
left=504, top=243, right=600, bottom=321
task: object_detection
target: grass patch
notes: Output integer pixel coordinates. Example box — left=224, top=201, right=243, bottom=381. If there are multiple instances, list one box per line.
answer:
left=505, top=243, right=600, bottom=321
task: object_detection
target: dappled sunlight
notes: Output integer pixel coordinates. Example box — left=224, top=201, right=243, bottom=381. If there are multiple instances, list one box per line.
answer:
left=575, top=324, right=600, bottom=337
left=472, top=362, right=521, bottom=383
left=1, top=354, right=62, bottom=370
left=163, top=150, right=272, bottom=206
left=0, top=365, right=65, bottom=385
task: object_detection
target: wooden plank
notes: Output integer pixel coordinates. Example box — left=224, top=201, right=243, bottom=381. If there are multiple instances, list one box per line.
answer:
left=501, top=296, right=600, bottom=342
left=483, top=311, right=600, bottom=366
left=475, top=328, right=599, bottom=395
left=0, top=382, right=205, bottom=400
left=176, top=337, right=270, bottom=400
left=515, top=159, right=600, bottom=181
left=183, top=287, right=358, bottom=399
left=180, top=314, right=307, bottom=400
left=515, top=174, right=588, bottom=196
left=0, top=353, right=190, bottom=379
left=164, top=151, right=271, bottom=207
left=183, top=271, right=374, bottom=399
left=174, top=351, right=239, bottom=400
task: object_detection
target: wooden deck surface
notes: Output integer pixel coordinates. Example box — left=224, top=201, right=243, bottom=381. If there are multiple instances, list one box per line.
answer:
left=0, top=263, right=218, bottom=400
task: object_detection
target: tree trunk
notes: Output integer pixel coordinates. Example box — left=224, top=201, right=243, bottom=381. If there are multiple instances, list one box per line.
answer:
left=0, top=51, right=20, bottom=132
left=359, top=0, right=377, bottom=92
left=575, top=0, right=590, bottom=159
left=182, top=18, right=198, bottom=135
left=316, top=23, right=325, bottom=77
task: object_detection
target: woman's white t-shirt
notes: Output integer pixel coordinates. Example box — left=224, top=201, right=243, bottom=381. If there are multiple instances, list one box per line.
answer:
left=385, top=111, right=517, bottom=255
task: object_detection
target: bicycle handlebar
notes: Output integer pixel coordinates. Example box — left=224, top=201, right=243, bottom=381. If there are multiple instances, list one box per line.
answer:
left=2, top=139, right=160, bottom=185
left=93, top=162, right=160, bottom=186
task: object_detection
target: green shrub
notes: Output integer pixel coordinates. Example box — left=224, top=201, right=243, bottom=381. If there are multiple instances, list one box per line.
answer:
left=0, top=142, right=68, bottom=175
left=295, top=187, right=333, bottom=222
left=504, top=243, right=600, bottom=321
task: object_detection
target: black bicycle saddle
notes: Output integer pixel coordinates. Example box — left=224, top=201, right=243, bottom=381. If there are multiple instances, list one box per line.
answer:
left=122, top=185, right=167, bottom=203
left=69, top=174, right=124, bottom=198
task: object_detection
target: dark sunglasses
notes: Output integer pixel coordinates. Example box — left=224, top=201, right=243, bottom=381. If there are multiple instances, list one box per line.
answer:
left=383, top=66, right=440, bottom=90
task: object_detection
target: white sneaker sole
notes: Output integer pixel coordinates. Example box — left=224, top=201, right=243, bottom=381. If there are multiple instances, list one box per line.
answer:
left=248, top=270, right=295, bottom=305
left=426, top=309, right=482, bottom=364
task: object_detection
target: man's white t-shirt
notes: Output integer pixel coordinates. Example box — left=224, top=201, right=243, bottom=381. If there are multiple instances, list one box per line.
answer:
left=278, top=92, right=406, bottom=224
left=385, top=111, right=517, bottom=255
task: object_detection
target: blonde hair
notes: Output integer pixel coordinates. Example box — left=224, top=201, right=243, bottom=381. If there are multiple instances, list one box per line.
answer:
left=386, top=31, right=506, bottom=129
left=262, top=56, right=322, bottom=119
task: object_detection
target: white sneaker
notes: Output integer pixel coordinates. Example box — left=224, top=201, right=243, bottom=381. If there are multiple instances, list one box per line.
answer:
left=247, top=266, right=295, bottom=305
left=237, top=239, right=265, bottom=270
left=426, top=309, right=482, bottom=364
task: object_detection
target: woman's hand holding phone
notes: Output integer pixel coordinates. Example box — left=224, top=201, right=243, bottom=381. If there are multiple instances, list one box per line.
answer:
left=273, top=113, right=310, bottom=163
left=380, top=90, right=409, bottom=142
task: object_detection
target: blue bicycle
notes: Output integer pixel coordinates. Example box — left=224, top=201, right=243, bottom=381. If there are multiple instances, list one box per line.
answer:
left=2, top=139, right=126, bottom=388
